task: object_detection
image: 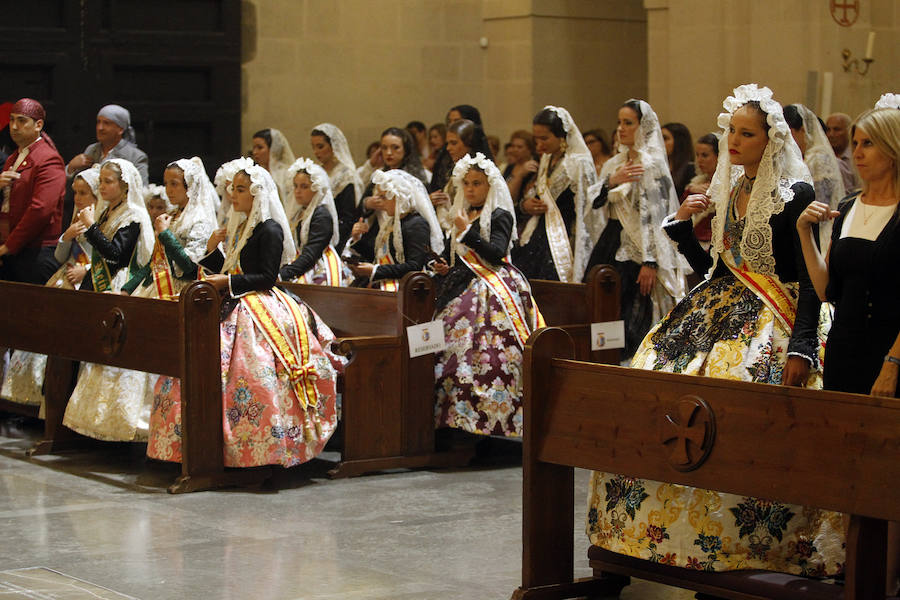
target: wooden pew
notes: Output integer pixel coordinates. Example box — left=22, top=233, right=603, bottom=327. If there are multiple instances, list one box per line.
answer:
left=0, top=280, right=267, bottom=493
left=281, top=271, right=474, bottom=478
left=513, top=327, right=900, bottom=600
left=529, top=264, right=621, bottom=364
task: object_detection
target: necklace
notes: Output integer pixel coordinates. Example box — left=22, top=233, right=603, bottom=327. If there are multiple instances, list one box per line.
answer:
left=742, top=174, right=756, bottom=194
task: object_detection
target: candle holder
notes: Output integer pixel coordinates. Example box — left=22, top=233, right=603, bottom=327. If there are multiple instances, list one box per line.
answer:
left=842, top=48, right=874, bottom=75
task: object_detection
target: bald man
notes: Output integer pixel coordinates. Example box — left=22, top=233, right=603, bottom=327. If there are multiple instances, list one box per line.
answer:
left=825, top=112, right=859, bottom=194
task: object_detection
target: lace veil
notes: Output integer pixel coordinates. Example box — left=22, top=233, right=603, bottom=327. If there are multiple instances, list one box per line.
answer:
left=707, top=84, right=812, bottom=276
left=142, top=183, right=172, bottom=213
left=76, top=165, right=102, bottom=203
left=312, top=123, right=364, bottom=206
left=214, top=157, right=255, bottom=224
left=168, top=157, right=219, bottom=257
left=449, top=152, right=517, bottom=264
left=98, top=158, right=154, bottom=268
left=371, top=169, right=444, bottom=263
left=285, top=157, right=340, bottom=249
left=794, top=104, right=846, bottom=245
left=223, top=165, right=296, bottom=275
left=266, top=128, right=296, bottom=205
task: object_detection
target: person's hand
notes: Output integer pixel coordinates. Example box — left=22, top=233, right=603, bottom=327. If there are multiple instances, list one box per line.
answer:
left=370, top=149, right=384, bottom=169
left=67, top=154, right=94, bottom=174
left=782, top=356, right=811, bottom=387
left=609, top=160, right=644, bottom=186
left=206, top=228, right=227, bottom=254
left=77, top=205, right=95, bottom=228
left=432, top=257, right=449, bottom=275
left=685, top=181, right=710, bottom=195
left=521, top=196, right=547, bottom=216
left=349, top=262, right=374, bottom=277
left=154, top=213, right=172, bottom=234
left=350, top=218, right=369, bottom=242
left=430, top=190, right=450, bottom=207
left=797, top=200, right=839, bottom=232
left=637, top=264, right=656, bottom=296
left=453, top=211, right=469, bottom=233
left=204, top=273, right=230, bottom=291
left=62, top=221, right=87, bottom=242
left=365, top=194, right=387, bottom=211
left=0, top=170, right=20, bottom=190
left=675, top=194, right=711, bottom=221
left=871, top=361, right=899, bottom=397
left=64, top=263, right=88, bottom=287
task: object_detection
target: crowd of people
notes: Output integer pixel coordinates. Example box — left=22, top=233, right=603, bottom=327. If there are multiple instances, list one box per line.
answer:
left=1, top=87, right=899, bottom=589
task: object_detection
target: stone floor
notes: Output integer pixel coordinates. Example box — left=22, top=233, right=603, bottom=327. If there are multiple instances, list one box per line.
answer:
left=0, top=415, right=693, bottom=600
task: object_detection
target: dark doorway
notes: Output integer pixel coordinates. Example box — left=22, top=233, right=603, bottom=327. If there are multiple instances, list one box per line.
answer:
left=1, top=0, right=241, bottom=182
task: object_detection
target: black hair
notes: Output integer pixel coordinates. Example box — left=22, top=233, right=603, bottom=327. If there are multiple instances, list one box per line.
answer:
left=783, top=105, right=804, bottom=131
left=622, top=100, right=643, bottom=121
left=532, top=108, right=566, bottom=139
left=583, top=128, right=611, bottom=155
left=741, top=101, right=771, bottom=133
left=310, top=128, right=332, bottom=145
left=662, top=122, right=694, bottom=172
left=447, top=104, right=482, bottom=127
left=696, top=132, right=720, bottom=156
left=380, top=126, right=428, bottom=184
left=252, top=128, right=272, bottom=148
left=447, top=118, right=494, bottom=160
left=405, top=121, right=426, bottom=134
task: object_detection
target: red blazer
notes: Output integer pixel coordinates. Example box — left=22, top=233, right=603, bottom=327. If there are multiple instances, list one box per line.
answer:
left=2, top=137, right=66, bottom=254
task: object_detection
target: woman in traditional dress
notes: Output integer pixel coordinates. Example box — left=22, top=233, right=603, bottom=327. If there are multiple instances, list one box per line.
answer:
left=251, top=128, right=296, bottom=205
left=148, top=165, right=341, bottom=468
left=511, top=105, right=597, bottom=283
left=310, top=123, right=363, bottom=253
left=587, top=99, right=685, bottom=360
left=586, top=84, right=843, bottom=578
left=62, top=159, right=155, bottom=441
left=279, top=158, right=349, bottom=286
left=347, top=169, right=443, bottom=291
left=144, top=184, right=171, bottom=222
left=429, top=118, right=494, bottom=236
left=122, top=157, right=218, bottom=298
left=0, top=167, right=101, bottom=408
left=432, top=153, right=542, bottom=437
left=682, top=132, right=720, bottom=251
left=214, top=156, right=255, bottom=226
left=797, top=106, right=900, bottom=594
left=784, top=104, right=846, bottom=248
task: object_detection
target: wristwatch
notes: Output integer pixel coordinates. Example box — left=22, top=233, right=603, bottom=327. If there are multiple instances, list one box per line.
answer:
left=884, top=354, right=900, bottom=367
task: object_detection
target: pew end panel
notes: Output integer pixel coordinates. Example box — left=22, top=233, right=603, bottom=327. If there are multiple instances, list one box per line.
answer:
left=529, top=264, right=621, bottom=364
left=514, top=326, right=900, bottom=600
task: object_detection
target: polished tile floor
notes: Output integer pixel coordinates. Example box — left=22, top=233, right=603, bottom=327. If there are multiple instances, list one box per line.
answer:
left=0, top=415, right=692, bottom=600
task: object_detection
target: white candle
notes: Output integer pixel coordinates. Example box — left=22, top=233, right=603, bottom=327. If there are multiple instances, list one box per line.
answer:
left=821, top=72, right=833, bottom=117
left=865, top=31, right=876, bottom=60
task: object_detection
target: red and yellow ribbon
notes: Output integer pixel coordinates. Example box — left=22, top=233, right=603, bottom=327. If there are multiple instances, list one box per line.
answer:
left=458, top=249, right=541, bottom=348
left=375, top=253, right=399, bottom=292
left=241, top=288, right=319, bottom=410
left=723, top=254, right=796, bottom=331
left=150, top=239, right=177, bottom=301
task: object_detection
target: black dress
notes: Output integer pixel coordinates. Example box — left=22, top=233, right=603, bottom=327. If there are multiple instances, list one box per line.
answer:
left=80, top=218, right=141, bottom=292
left=434, top=208, right=513, bottom=310
left=333, top=183, right=356, bottom=253
left=279, top=205, right=333, bottom=281
left=369, top=213, right=432, bottom=284
left=823, top=195, right=900, bottom=394
left=200, top=219, right=283, bottom=297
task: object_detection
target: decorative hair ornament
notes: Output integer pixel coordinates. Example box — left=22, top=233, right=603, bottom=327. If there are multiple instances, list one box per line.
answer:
left=285, top=157, right=339, bottom=248
left=706, top=84, right=811, bottom=277
left=875, top=93, right=900, bottom=110
left=371, top=169, right=444, bottom=263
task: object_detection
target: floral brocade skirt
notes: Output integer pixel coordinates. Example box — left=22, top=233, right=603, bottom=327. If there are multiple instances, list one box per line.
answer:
left=147, top=290, right=343, bottom=468
left=1, top=351, right=48, bottom=412
left=434, top=265, right=539, bottom=437
left=586, top=273, right=844, bottom=576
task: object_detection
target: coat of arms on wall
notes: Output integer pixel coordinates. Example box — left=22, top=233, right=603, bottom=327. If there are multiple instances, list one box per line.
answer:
left=830, top=0, right=860, bottom=27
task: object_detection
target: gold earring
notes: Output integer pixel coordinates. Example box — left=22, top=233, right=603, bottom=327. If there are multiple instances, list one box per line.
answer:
left=560, top=139, right=568, bottom=152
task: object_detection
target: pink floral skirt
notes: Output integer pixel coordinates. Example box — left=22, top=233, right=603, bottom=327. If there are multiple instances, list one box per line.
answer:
left=147, top=290, right=343, bottom=468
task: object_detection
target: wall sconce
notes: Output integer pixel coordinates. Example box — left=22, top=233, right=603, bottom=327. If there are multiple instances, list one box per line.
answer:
left=843, top=31, right=876, bottom=75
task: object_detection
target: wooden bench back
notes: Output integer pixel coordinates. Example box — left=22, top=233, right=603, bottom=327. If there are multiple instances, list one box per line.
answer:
left=529, top=264, right=621, bottom=363
left=518, top=327, right=900, bottom=599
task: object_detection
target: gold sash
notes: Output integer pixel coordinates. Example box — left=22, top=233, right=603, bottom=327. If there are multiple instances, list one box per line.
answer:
left=722, top=253, right=796, bottom=331
left=294, top=246, right=343, bottom=287
left=374, top=243, right=399, bottom=292
left=458, top=249, right=542, bottom=348
left=241, top=287, right=319, bottom=410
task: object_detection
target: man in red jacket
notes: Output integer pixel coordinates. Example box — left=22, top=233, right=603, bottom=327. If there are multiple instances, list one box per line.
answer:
left=0, top=98, right=65, bottom=284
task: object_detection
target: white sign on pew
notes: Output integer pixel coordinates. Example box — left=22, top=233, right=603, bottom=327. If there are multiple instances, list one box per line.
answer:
left=590, top=320, right=625, bottom=351
left=407, top=320, right=447, bottom=358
